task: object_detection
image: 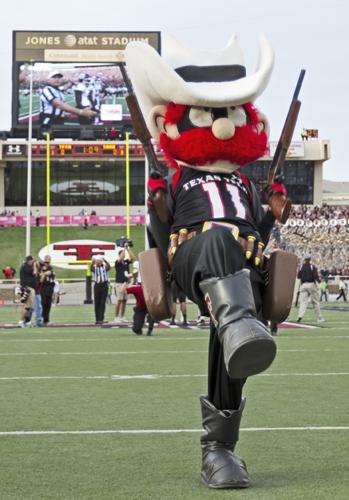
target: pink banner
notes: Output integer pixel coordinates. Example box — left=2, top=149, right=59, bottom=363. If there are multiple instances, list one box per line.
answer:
left=0, top=216, right=18, bottom=226
left=0, top=215, right=145, bottom=227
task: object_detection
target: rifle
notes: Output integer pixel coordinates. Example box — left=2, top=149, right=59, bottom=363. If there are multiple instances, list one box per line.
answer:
left=119, top=63, right=169, bottom=223
left=267, top=69, right=306, bottom=224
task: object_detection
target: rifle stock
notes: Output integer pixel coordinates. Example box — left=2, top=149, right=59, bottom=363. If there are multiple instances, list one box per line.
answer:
left=125, top=94, right=152, bottom=144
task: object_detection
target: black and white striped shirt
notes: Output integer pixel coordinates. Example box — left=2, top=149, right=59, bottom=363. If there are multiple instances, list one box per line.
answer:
left=40, top=85, right=65, bottom=117
left=91, top=263, right=110, bottom=284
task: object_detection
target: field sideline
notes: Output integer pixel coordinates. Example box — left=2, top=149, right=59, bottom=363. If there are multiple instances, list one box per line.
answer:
left=0, top=304, right=348, bottom=499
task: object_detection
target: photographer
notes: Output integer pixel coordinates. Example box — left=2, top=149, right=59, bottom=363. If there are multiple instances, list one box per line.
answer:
left=113, top=241, right=134, bottom=323
left=18, top=256, right=39, bottom=327
left=40, top=255, right=56, bottom=326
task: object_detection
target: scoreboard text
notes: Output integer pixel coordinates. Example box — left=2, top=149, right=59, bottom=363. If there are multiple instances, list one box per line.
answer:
left=2, top=142, right=146, bottom=159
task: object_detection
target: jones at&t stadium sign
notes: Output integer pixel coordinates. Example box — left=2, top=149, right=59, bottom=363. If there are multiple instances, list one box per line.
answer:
left=38, top=239, right=118, bottom=269
left=14, top=31, right=160, bottom=62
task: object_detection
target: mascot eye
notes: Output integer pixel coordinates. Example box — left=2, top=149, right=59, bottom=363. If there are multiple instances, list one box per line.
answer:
left=227, top=106, right=247, bottom=127
left=189, top=107, right=214, bottom=127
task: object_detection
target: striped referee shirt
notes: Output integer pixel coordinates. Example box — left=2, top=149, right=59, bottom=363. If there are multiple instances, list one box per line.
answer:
left=91, top=263, right=110, bottom=284
left=40, top=85, right=65, bottom=118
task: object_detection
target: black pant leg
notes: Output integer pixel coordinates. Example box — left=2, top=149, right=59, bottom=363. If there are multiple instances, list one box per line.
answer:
left=172, top=227, right=264, bottom=410
left=147, top=314, right=155, bottom=332
left=171, top=227, right=245, bottom=312
left=94, top=285, right=100, bottom=321
left=99, top=283, right=108, bottom=321
left=132, top=307, right=147, bottom=334
left=41, top=292, right=53, bottom=323
left=41, top=293, right=48, bottom=323
left=46, top=293, right=53, bottom=323
left=207, top=266, right=264, bottom=410
left=207, top=321, right=245, bottom=410
left=94, top=283, right=108, bottom=322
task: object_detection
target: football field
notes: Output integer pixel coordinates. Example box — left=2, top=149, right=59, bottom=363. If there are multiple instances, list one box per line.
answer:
left=0, top=304, right=348, bottom=499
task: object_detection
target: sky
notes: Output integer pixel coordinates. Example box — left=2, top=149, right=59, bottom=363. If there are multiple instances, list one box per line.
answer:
left=0, top=0, right=347, bottom=181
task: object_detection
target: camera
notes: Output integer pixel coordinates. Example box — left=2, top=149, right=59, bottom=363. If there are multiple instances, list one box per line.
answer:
left=116, top=237, right=133, bottom=248
left=19, top=286, right=30, bottom=303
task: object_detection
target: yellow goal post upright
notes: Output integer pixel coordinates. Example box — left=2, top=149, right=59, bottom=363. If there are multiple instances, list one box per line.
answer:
left=45, top=132, right=51, bottom=248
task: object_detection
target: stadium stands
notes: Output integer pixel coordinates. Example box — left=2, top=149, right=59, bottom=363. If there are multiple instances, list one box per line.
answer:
left=271, top=204, right=349, bottom=275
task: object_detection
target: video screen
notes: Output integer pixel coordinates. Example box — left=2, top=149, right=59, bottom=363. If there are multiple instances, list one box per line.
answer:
left=15, top=62, right=131, bottom=128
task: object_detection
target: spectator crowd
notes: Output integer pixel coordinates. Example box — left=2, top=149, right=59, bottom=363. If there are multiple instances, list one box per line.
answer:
left=268, top=204, right=349, bottom=277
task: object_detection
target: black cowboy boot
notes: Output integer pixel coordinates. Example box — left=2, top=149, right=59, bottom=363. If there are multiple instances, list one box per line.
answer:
left=200, top=395, right=249, bottom=489
left=199, top=269, right=276, bottom=379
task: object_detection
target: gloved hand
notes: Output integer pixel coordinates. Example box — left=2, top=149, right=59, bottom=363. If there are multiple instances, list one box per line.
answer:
left=262, top=175, right=287, bottom=200
left=270, top=180, right=287, bottom=196
left=147, top=172, right=166, bottom=195
left=239, top=229, right=265, bottom=267
left=147, top=172, right=169, bottom=223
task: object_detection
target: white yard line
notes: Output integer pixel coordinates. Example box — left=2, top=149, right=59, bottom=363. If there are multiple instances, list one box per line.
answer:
left=0, top=337, right=209, bottom=342
left=0, top=350, right=208, bottom=356
left=0, top=426, right=348, bottom=437
left=0, top=335, right=348, bottom=342
left=0, top=372, right=348, bottom=381
left=0, top=348, right=347, bottom=356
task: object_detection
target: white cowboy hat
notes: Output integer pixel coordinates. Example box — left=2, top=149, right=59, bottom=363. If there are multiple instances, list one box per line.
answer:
left=48, top=70, right=63, bottom=79
left=125, top=33, right=274, bottom=132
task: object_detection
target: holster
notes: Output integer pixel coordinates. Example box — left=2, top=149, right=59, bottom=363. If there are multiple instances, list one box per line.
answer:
left=262, top=250, right=298, bottom=323
left=139, top=248, right=174, bottom=321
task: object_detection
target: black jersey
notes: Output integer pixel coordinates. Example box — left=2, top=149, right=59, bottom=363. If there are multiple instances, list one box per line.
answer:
left=170, top=167, right=264, bottom=235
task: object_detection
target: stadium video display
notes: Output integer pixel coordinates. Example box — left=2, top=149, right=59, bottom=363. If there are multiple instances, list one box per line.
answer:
left=15, top=62, right=130, bottom=129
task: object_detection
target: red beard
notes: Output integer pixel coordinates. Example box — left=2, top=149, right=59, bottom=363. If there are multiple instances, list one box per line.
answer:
left=159, top=125, right=268, bottom=169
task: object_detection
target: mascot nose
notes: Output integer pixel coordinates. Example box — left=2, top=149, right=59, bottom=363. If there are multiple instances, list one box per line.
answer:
left=212, top=118, right=235, bottom=140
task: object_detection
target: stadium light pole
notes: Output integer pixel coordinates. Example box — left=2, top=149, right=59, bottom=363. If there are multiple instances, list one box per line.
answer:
left=25, top=61, right=34, bottom=256
left=144, top=157, right=149, bottom=249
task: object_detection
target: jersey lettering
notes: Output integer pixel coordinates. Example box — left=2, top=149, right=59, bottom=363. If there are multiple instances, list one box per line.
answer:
left=225, top=183, right=246, bottom=219
left=202, top=182, right=226, bottom=218
left=202, top=181, right=246, bottom=220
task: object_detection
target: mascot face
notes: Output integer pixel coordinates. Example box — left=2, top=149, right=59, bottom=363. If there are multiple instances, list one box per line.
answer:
left=125, top=34, right=275, bottom=174
left=154, top=101, right=269, bottom=172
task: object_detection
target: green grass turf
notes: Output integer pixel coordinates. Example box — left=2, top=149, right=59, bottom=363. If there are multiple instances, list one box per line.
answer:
left=0, top=226, right=145, bottom=279
left=19, top=95, right=77, bottom=118
left=0, top=305, right=348, bottom=499
left=19, top=95, right=128, bottom=119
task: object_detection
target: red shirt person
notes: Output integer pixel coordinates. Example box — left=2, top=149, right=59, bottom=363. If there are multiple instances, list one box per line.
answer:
left=126, top=284, right=154, bottom=336
left=3, top=267, right=16, bottom=278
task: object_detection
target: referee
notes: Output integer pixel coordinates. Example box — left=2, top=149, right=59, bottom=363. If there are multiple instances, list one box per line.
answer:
left=91, top=255, right=111, bottom=325
left=40, top=71, right=97, bottom=127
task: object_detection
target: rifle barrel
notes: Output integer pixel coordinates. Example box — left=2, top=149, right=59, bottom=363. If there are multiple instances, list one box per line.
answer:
left=268, top=70, right=305, bottom=185
left=292, top=69, right=306, bottom=101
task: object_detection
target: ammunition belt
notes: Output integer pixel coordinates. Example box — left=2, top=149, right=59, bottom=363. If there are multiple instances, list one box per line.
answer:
left=168, top=221, right=264, bottom=267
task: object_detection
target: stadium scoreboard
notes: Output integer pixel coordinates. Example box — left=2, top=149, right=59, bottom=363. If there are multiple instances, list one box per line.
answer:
left=1, top=142, right=146, bottom=159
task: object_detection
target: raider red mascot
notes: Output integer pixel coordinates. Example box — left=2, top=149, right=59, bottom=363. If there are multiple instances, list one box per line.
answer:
left=126, top=34, right=286, bottom=489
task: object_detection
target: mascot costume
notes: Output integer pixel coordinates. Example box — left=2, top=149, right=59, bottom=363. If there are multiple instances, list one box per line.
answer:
left=125, top=34, right=291, bottom=489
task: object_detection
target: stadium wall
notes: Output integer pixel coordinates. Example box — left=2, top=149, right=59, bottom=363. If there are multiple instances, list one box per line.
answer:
left=0, top=138, right=330, bottom=213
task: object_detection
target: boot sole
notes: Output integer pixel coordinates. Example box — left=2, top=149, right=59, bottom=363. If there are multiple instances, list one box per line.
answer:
left=201, top=474, right=250, bottom=489
left=227, top=336, right=276, bottom=379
